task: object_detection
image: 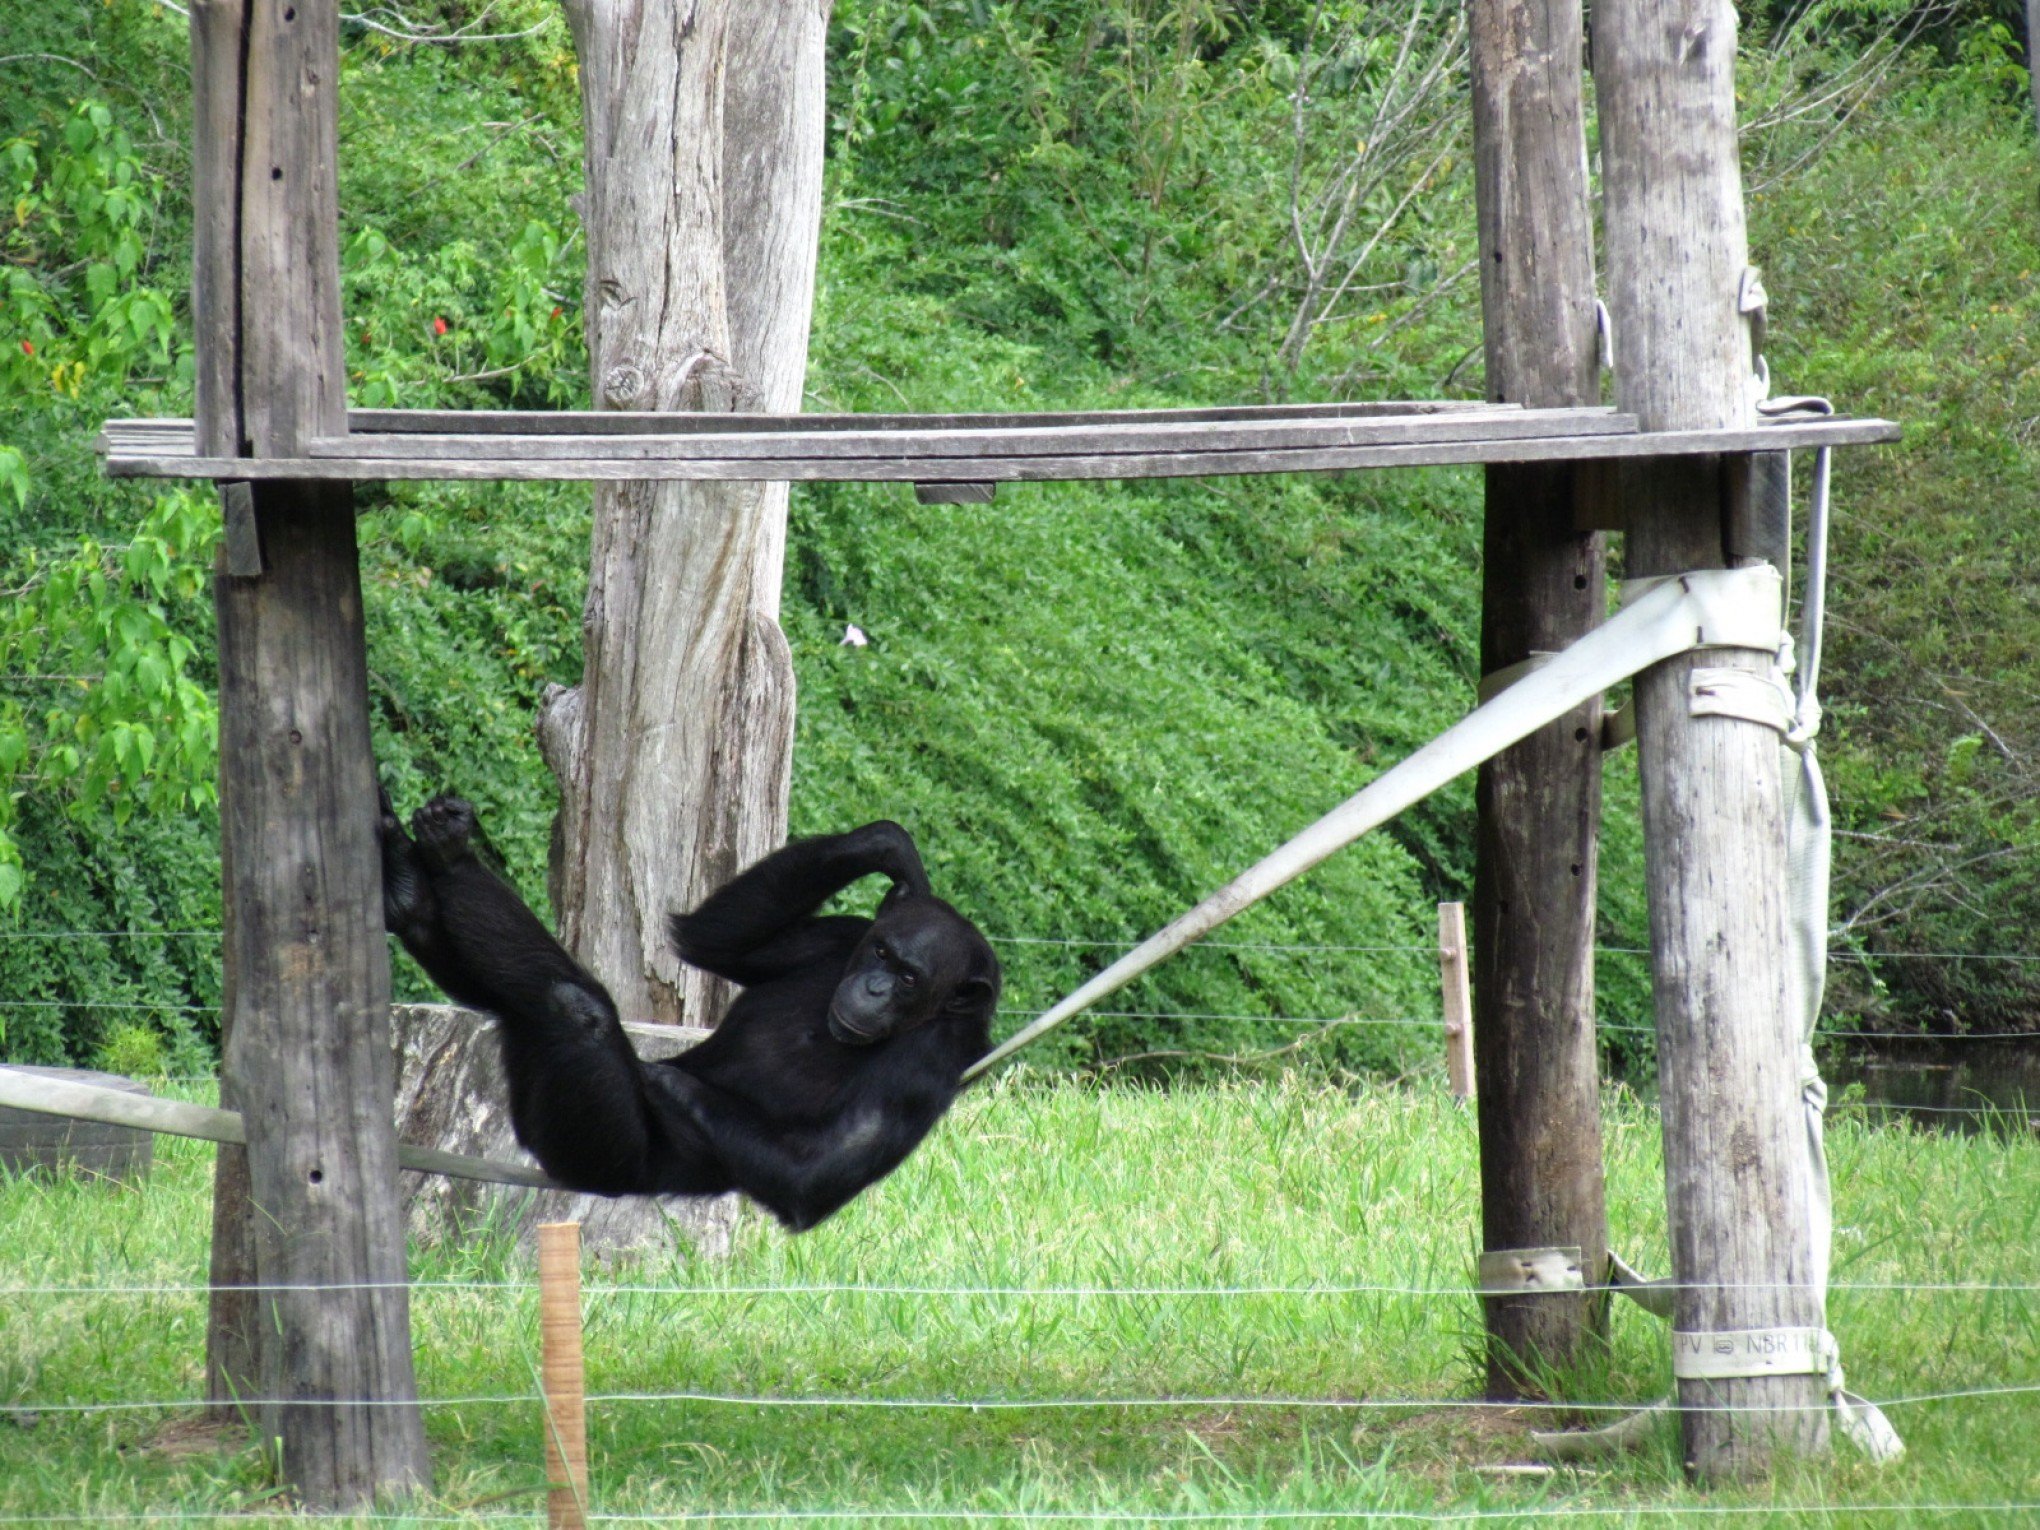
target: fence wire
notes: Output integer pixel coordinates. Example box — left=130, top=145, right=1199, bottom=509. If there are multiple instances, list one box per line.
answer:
left=1, top=1503, right=2039, bottom=1526
left=4, top=1379, right=2037, bottom=1420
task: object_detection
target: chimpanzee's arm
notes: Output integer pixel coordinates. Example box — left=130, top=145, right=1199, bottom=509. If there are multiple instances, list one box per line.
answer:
left=649, top=1061, right=954, bottom=1231
left=670, top=821, right=930, bottom=987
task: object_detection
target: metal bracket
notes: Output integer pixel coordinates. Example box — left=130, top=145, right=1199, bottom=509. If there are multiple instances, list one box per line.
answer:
left=1477, top=1246, right=1585, bottom=1297
left=219, top=480, right=264, bottom=577
left=914, top=482, right=997, bottom=505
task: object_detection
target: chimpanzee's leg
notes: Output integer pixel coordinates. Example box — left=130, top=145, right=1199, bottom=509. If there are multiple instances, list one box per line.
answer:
left=380, top=793, right=664, bottom=1194
left=670, top=821, right=929, bottom=986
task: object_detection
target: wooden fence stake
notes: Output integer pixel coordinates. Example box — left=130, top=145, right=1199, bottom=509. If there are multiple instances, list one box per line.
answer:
left=1438, top=903, right=1476, bottom=1100
left=539, top=1222, right=589, bottom=1530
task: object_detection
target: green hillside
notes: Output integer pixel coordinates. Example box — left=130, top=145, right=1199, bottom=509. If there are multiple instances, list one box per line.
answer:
left=2, top=0, right=2036, bottom=1075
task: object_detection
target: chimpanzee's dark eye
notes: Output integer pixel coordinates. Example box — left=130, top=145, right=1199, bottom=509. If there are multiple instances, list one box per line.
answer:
left=873, top=942, right=891, bottom=961
left=900, top=971, right=918, bottom=987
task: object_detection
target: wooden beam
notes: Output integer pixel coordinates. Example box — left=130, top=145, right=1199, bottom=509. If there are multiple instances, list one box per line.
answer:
left=293, top=408, right=1632, bottom=460
left=1468, top=0, right=1611, bottom=1398
left=1596, top=0, right=1829, bottom=1479
left=0, top=1064, right=556, bottom=1188
left=351, top=400, right=1510, bottom=433
left=97, top=416, right=1899, bottom=484
left=195, top=0, right=430, bottom=1506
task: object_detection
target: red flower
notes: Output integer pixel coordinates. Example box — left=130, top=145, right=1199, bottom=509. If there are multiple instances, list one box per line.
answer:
left=19, top=340, right=33, bottom=356
left=551, top=306, right=564, bottom=320
left=432, top=316, right=449, bottom=336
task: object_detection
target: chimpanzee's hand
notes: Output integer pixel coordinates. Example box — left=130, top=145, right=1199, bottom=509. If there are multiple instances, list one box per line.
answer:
left=411, top=795, right=479, bottom=871
left=850, top=820, right=930, bottom=900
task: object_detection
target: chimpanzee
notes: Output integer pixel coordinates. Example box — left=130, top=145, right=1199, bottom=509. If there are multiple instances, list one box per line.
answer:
left=378, top=792, right=1001, bottom=1231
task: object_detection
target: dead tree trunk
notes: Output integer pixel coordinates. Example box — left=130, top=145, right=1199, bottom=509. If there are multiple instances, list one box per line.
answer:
left=1595, top=0, right=1829, bottom=1480
left=2029, top=0, right=2040, bottom=141
left=193, top=0, right=429, bottom=1504
left=539, top=0, right=824, bottom=1028
left=1468, top=0, right=1610, bottom=1397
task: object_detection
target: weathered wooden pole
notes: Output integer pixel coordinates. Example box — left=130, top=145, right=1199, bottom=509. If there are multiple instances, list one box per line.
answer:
left=193, top=0, right=431, bottom=1504
left=1467, top=0, right=1610, bottom=1396
left=1594, top=0, right=1830, bottom=1479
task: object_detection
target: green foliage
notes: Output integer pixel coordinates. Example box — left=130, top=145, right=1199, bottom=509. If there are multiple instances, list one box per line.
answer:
left=0, top=486, right=219, bottom=922
left=1, top=2, right=2033, bottom=1069
left=341, top=218, right=583, bottom=409
left=96, top=1019, right=166, bottom=1079
left=1, top=100, right=182, bottom=403
left=1749, top=53, right=2040, bottom=1035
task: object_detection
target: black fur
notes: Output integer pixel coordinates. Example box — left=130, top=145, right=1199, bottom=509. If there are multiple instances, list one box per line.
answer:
left=379, top=792, right=1000, bottom=1231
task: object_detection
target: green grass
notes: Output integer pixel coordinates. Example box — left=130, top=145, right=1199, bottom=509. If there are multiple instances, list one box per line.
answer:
left=0, top=1078, right=2035, bottom=1526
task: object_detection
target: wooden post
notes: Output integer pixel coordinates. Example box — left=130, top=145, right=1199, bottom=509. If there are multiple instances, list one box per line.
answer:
left=193, top=0, right=430, bottom=1505
left=1595, top=0, right=1829, bottom=1479
left=1467, top=0, right=1610, bottom=1396
left=539, top=1223, right=590, bottom=1530
left=1437, top=904, right=1475, bottom=1101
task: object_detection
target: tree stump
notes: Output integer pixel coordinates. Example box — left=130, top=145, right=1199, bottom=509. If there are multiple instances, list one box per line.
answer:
left=0, top=1066, right=154, bottom=1182
left=390, top=1004, right=740, bottom=1260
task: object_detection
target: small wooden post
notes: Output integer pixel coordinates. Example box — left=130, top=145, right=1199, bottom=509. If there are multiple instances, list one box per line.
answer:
left=539, top=1223, right=590, bottom=1530
left=1437, top=904, right=1475, bottom=1100
left=193, top=0, right=429, bottom=1505
left=1596, top=0, right=1829, bottom=1480
left=1467, top=0, right=1610, bottom=1396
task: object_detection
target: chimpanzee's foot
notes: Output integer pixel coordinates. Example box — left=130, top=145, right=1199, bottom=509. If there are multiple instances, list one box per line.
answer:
left=412, top=795, right=479, bottom=868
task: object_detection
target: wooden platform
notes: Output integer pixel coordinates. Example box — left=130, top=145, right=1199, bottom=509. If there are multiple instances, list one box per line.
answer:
left=97, top=403, right=1899, bottom=486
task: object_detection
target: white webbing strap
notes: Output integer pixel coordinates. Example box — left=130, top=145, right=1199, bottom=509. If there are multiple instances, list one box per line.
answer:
left=1688, top=665, right=1795, bottom=733
left=1606, top=1249, right=1675, bottom=1320
left=1777, top=444, right=1904, bottom=1464
left=1672, top=1326, right=1829, bottom=1380
left=963, top=566, right=1786, bottom=1081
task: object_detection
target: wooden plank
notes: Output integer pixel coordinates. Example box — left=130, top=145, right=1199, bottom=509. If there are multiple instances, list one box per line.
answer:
left=1598, top=0, right=1828, bottom=1479
left=302, top=407, right=1637, bottom=462
left=350, top=399, right=1510, bottom=434
left=0, top=1063, right=555, bottom=1188
left=100, top=406, right=1514, bottom=439
left=1468, top=0, right=1611, bottom=1399
left=100, top=416, right=1900, bottom=484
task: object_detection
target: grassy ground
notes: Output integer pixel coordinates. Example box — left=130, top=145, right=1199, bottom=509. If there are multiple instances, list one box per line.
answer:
left=0, top=1077, right=2035, bottom=1526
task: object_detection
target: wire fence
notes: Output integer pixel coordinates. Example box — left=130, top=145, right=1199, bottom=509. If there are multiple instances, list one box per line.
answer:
left=2, top=1276, right=2037, bottom=1299
left=6, top=926, right=2040, bottom=966
left=0, top=1505, right=2038, bottom=1526
left=6, top=1379, right=2040, bottom=1420
left=1, top=920, right=2034, bottom=1518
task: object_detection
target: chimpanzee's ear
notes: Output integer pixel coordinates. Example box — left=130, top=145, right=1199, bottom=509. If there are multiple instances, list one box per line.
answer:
left=944, top=975, right=997, bottom=1015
